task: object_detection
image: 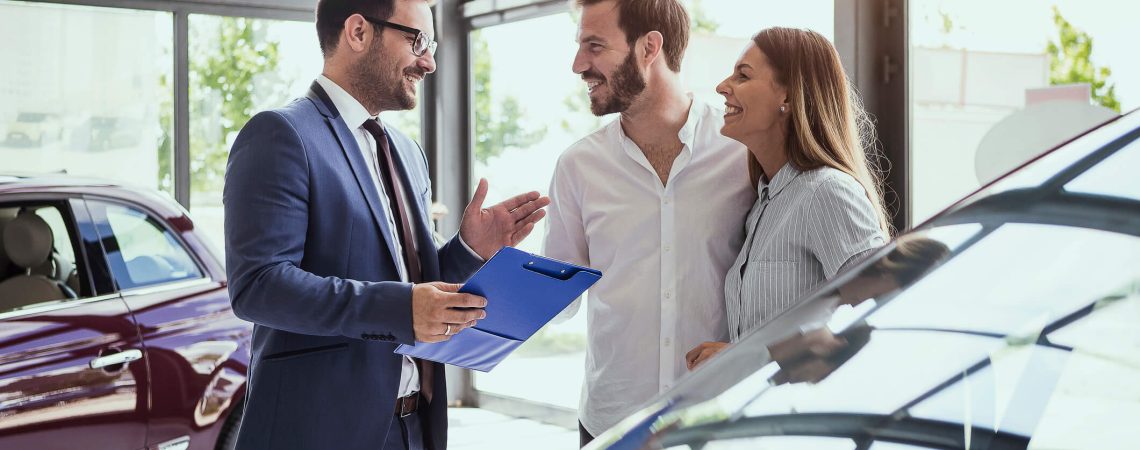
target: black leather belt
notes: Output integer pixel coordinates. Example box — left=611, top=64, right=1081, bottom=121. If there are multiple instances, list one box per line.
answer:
left=395, top=392, right=420, bottom=418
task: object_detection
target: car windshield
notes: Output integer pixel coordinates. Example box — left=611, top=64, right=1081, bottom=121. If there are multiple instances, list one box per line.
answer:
left=611, top=112, right=1140, bottom=449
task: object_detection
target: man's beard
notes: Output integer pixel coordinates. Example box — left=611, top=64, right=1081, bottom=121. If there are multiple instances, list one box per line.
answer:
left=351, top=38, right=422, bottom=112
left=590, top=52, right=647, bottom=116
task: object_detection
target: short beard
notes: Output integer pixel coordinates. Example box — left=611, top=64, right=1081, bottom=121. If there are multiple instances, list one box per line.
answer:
left=590, top=52, right=647, bottom=116
left=350, top=34, right=420, bottom=112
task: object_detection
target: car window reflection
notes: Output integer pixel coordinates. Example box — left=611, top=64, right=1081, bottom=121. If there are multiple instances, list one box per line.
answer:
left=868, top=224, right=1140, bottom=335
left=94, top=202, right=204, bottom=290
left=980, top=113, right=1135, bottom=198
left=1064, top=138, right=1140, bottom=201
left=743, top=331, right=1003, bottom=417
left=644, top=222, right=1140, bottom=448
left=908, top=345, right=1071, bottom=436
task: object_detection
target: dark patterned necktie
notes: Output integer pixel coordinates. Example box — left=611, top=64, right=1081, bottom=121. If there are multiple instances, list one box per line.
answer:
left=362, top=119, right=422, bottom=283
left=361, top=119, right=434, bottom=403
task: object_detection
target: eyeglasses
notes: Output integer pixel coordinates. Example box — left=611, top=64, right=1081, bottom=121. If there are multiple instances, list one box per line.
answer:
left=361, top=16, right=438, bottom=57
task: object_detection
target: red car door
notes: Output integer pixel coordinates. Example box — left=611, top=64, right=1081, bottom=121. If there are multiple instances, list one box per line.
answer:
left=0, top=198, right=148, bottom=450
left=85, top=198, right=249, bottom=450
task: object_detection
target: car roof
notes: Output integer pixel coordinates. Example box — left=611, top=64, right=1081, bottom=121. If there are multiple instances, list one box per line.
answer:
left=0, top=172, right=188, bottom=221
left=0, top=172, right=116, bottom=189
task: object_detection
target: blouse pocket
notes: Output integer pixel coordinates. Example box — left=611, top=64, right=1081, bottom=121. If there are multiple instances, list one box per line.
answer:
left=743, top=261, right=813, bottom=325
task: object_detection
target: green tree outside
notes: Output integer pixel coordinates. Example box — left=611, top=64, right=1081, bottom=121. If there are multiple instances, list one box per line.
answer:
left=560, top=85, right=605, bottom=135
left=1046, top=5, right=1120, bottom=113
left=156, top=17, right=287, bottom=195
left=157, top=17, right=287, bottom=194
left=191, top=17, right=287, bottom=194
left=472, top=29, right=547, bottom=164
left=688, top=0, right=720, bottom=34
left=157, top=17, right=427, bottom=204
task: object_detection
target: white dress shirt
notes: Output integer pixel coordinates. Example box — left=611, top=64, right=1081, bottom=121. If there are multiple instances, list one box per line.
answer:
left=543, top=97, right=756, bottom=435
left=316, top=76, right=424, bottom=397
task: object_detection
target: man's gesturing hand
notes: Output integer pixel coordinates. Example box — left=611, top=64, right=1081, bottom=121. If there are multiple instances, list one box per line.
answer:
left=412, top=282, right=487, bottom=343
left=459, top=178, right=551, bottom=260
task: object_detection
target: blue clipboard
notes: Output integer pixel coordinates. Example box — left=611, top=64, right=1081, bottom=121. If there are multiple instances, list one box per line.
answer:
left=395, top=246, right=602, bottom=372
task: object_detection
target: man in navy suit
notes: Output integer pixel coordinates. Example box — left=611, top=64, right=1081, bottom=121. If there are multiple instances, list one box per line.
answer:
left=222, top=1, right=550, bottom=449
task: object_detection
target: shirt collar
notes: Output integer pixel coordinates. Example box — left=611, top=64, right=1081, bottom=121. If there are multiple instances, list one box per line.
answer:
left=613, top=94, right=704, bottom=158
left=676, top=93, right=700, bottom=146
left=758, top=162, right=802, bottom=198
left=317, top=75, right=377, bottom=130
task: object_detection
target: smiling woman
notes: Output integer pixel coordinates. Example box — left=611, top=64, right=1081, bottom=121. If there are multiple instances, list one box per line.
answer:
left=686, top=27, right=890, bottom=370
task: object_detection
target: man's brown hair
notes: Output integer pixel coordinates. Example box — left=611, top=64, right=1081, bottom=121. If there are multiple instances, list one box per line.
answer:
left=577, top=0, right=690, bottom=72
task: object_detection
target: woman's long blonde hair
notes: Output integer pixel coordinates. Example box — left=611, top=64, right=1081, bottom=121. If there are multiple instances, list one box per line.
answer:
left=750, top=27, right=892, bottom=236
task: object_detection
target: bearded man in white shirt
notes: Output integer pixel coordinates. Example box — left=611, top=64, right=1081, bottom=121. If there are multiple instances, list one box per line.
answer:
left=543, top=0, right=756, bottom=445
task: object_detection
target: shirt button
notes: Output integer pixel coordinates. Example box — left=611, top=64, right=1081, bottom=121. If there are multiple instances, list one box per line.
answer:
left=664, top=245, right=672, bottom=252
left=664, top=338, right=672, bottom=346
left=664, top=291, right=672, bottom=299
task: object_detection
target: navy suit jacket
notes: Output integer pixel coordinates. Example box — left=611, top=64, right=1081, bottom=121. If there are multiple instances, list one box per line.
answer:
left=223, top=82, right=481, bottom=450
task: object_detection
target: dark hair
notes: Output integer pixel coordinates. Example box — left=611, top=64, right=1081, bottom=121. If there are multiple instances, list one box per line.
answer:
left=315, top=0, right=435, bottom=58
left=865, top=235, right=951, bottom=286
left=576, top=0, right=690, bottom=72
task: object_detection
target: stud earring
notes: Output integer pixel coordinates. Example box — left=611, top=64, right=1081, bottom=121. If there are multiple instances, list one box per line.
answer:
left=779, top=105, right=787, bottom=113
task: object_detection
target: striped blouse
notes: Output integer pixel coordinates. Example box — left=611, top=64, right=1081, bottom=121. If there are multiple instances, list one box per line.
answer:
left=725, top=163, right=887, bottom=342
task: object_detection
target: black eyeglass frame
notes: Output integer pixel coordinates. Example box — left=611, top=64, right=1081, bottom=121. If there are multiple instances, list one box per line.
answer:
left=360, top=15, right=438, bottom=57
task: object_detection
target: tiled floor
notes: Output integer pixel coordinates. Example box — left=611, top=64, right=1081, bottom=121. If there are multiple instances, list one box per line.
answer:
left=449, top=407, right=579, bottom=450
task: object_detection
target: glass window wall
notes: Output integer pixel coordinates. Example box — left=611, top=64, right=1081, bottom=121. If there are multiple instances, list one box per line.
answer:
left=0, top=1, right=172, bottom=195
left=909, top=0, right=1138, bottom=223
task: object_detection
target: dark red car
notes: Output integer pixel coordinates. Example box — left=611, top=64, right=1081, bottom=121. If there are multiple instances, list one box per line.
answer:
left=0, top=174, right=251, bottom=450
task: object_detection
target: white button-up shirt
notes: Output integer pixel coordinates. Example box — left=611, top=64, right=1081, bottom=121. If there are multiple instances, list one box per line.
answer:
left=543, top=97, right=756, bottom=435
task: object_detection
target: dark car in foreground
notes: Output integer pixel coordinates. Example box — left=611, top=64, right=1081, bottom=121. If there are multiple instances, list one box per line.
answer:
left=589, top=109, right=1140, bottom=450
left=0, top=175, right=251, bottom=450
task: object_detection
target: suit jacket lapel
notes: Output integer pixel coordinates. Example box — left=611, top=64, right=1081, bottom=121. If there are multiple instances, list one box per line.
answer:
left=307, top=81, right=403, bottom=273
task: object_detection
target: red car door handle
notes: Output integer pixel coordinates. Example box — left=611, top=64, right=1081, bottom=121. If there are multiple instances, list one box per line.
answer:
left=89, top=349, right=143, bottom=369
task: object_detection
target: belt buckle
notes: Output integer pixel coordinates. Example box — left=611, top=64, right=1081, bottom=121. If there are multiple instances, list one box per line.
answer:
left=397, top=394, right=417, bottom=418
